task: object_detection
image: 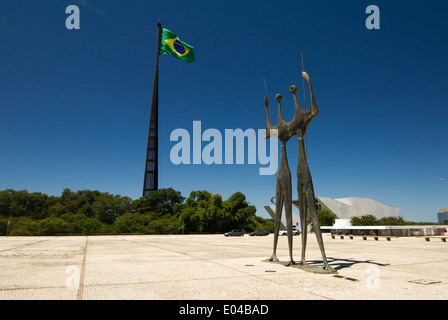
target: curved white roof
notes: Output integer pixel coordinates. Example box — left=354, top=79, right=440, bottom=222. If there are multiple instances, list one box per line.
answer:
left=318, top=196, right=400, bottom=219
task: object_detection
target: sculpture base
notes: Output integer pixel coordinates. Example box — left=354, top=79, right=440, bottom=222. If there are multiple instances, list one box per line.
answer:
left=263, top=259, right=338, bottom=274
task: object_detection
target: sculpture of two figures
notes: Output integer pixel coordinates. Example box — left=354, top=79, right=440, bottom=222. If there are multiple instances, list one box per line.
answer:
left=265, top=71, right=336, bottom=274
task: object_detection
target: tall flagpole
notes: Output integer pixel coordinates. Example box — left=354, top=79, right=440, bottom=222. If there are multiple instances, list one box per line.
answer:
left=143, top=22, right=162, bottom=197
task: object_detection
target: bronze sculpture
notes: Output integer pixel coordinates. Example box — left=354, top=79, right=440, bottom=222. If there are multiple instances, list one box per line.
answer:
left=265, top=71, right=335, bottom=273
left=265, top=93, right=296, bottom=266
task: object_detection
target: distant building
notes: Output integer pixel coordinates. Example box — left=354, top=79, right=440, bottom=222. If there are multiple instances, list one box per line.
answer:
left=313, top=197, right=401, bottom=220
left=265, top=196, right=400, bottom=230
left=437, top=208, right=448, bottom=224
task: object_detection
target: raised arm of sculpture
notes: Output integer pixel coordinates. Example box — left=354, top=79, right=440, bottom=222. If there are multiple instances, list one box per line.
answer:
left=302, top=71, right=319, bottom=117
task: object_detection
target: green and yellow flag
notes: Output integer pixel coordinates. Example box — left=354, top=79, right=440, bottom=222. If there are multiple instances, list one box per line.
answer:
left=160, top=28, right=195, bottom=63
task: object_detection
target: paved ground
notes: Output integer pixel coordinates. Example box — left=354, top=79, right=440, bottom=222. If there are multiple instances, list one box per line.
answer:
left=0, top=233, right=447, bottom=300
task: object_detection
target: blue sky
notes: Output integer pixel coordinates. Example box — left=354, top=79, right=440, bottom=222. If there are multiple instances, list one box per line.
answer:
left=1, top=0, right=447, bottom=222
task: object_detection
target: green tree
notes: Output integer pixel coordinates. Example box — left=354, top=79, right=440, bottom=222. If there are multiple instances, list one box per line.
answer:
left=251, top=216, right=275, bottom=233
left=147, top=214, right=181, bottom=234
left=32, top=217, right=70, bottom=236
left=61, top=213, right=102, bottom=234
left=351, top=214, right=378, bottom=226
left=1, top=189, right=28, bottom=217
left=59, top=188, right=86, bottom=215
left=318, top=210, right=338, bottom=226
left=114, top=212, right=153, bottom=234
left=8, top=217, right=35, bottom=236
left=307, top=210, right=338, bottom=231
left=0, top=191, right=10, bottom=216
left=0, top=188, right=266, bottom=236
left=175, top=190, right=257, bottom=233
left=174, top=191, right=210, bottom=233
left=0, top=189, right=49, bottom=219
left=205, top=194, right=224, bottom=233
left=177, top=206, right=203, bottom=233
left=222, top=192, right=256, bottom=231
left=377, top=216, right=406, bottom=225
left=91, top=193, right=132, bottom=224
left=132, top=188, right=184, bottom=216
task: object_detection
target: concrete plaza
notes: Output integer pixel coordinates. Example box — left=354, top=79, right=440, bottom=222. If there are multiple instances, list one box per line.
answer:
left=0, top=233, right=447, bottom=300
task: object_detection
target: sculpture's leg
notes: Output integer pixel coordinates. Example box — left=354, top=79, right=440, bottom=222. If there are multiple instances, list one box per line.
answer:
left=306, top=183, right=330, bottom=269
left=284, top=182, right=295, bottom=266
left=298, top=181, right=308, bottom=265
left=268, top=186, right=283, bottom=262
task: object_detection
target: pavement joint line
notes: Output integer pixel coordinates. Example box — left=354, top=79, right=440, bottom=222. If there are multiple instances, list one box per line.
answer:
left=76, top=237, right=88, bottom=300
left=70, top=273, right=296, bottom=288
left=387, top=259, right=448, bottom=267
left=0, top=285, right=67, bottom=292
left=0, top=240, right=47, bottom=253
left=376, top=267, right=446, bottom=281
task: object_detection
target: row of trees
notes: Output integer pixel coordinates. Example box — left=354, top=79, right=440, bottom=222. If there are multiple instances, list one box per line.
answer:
left=350, top=215, right=436, bottom=226
left=0, top=188, right=274, bottom=236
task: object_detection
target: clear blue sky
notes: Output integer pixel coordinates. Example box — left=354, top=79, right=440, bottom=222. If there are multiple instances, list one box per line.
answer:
left=1, top=0, right=447, bottom=222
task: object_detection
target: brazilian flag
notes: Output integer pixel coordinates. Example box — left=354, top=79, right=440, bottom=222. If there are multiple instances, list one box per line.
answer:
left=160, top=28, right=195, bottom=63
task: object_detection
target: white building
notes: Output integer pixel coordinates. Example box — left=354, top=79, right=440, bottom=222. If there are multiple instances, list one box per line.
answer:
left=316, top=197, right=401, bottom=219
left=265, top=196, right=400, bottom=230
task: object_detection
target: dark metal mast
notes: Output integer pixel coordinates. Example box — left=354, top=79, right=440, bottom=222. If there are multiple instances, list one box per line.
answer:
left=143, top=22, right=162, bottom=197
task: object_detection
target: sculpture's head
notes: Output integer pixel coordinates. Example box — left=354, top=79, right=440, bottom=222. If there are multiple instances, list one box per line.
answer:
left=289, top=85, right=298, bottom=95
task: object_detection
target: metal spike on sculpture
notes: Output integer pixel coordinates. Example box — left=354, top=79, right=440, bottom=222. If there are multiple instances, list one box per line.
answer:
left=264, top=67, right=337, bottom=274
